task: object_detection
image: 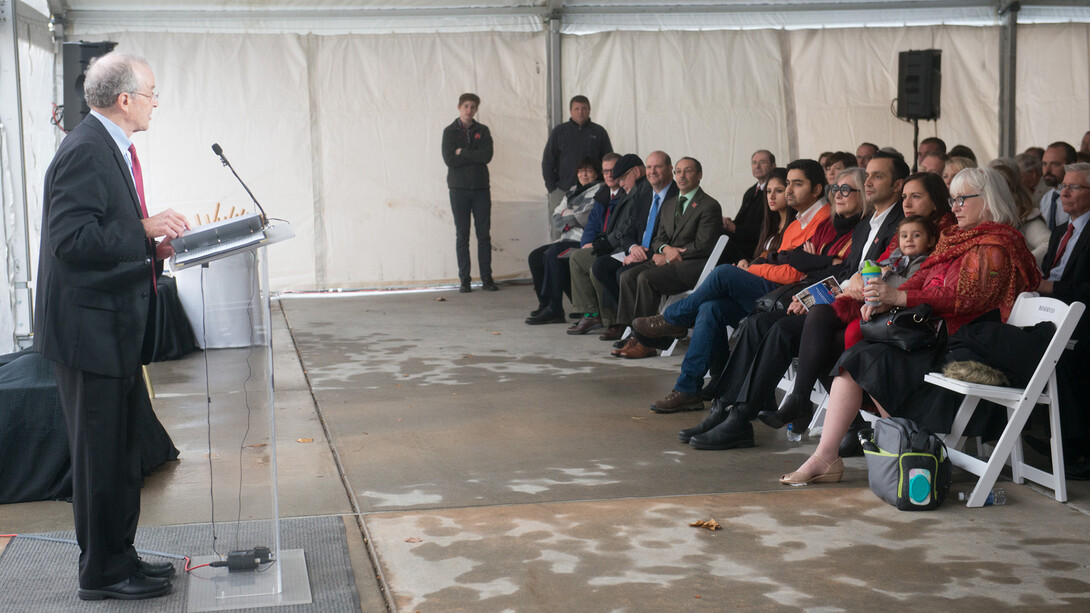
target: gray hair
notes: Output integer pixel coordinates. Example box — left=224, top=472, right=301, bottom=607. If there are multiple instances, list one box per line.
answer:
left=1065, top=162, right=1090, bottom=177
left=949, top=166, right=1019, bottom=226
left=1014, top=152, right=1041, bottom=173
left=835, top=167, right=869, bottom=214
left=988, top=157, right=1018, bottom=174
left=83, top=52, right=150, bottom=109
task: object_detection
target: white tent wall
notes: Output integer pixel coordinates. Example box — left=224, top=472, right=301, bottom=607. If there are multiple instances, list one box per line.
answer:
left=1016, top=23, right=1090, bottom=150
left=7, top=15, right=1085, bottom=310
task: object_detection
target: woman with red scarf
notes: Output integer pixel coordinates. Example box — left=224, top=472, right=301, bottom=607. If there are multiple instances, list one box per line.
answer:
left=780, top=167, right=1041, bottom=486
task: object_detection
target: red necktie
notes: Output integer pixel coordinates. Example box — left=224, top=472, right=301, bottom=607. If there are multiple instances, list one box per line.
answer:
left=1051, top=223, right=1075, bottom=271
left=129, top=144, right=157, bottom=293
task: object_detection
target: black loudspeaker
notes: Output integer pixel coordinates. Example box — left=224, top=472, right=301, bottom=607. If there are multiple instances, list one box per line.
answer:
left=62, top=41, right=118, bottom=131
left=897, top=50, right=941, bottom=120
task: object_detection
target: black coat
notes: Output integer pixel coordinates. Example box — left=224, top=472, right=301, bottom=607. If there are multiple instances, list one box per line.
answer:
left=1043, top=220, right=1090, bottom=341
left=33, top=114, right=157, bottom=378
left=442, top=118, right=493, bottom=190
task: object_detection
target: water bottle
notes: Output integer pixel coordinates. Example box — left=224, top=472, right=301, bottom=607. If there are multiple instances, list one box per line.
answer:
left=786, top=422, right=802, bottom=442
left=861, top=260, right=882, bottom=307
left=957, top=488, right=1006, bottom=506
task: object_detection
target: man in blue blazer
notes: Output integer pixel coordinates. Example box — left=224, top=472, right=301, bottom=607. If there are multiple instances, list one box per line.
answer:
left=34, top=52, right=188, bottom=601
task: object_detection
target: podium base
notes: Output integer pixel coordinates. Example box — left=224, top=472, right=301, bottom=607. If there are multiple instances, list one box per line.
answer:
left=186, top=549, right=311, bottom=611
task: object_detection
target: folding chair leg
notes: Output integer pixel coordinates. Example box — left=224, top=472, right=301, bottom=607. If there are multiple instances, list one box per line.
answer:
left=662, top=338, right=680, bottom=357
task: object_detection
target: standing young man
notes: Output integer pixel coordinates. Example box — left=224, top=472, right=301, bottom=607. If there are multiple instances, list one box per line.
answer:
left=442, top=93, right=497, bottom=292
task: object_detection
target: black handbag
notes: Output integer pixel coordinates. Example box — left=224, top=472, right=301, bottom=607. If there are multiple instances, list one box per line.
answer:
left=859, top=304, right=947, bottom=351
left=753, top=282, right=807, bottom=313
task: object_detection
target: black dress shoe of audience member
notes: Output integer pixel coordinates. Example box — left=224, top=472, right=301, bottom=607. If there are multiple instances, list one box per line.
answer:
left=650, top=390, right=704, bottom=413
left=757, top=393, right=812, bottom=430
left=599, top=324, right=626, bottom=341
left=481, top=278, right=499, bottom=291
left=678, top=399, right=732, bottom=443
left=78, top=575, right=172, bottom=601
left=689, top=407, right=755, bottom=450
left=459, top=282, right=472, bottom=293
left=1067, top=457, right=1090, bottom=481
left=525, top=308, right=566, bottom=325
left=632, top=314, right=688, bottom=339
left=135, top=558, right=176, bottom=579
left=567, top=315, right=603, bottom=335
left=529, top=304, right=548, bottom=317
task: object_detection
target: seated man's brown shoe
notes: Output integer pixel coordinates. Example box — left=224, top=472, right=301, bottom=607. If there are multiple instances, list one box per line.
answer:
left=599, top=324, right=626, bottom=341
left=621, top=339, right=658, bottom=359
left=650, top=390, right=704, bottom=413
left=632, top=315, right=688, bottom=339
left=610, top=337, right=637, bottom=357
left=567, top=315, right=603, bottom=335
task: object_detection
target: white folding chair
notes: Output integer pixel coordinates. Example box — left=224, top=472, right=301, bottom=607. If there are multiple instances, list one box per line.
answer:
left=622, top=234, right=729, bottom=357
left=923, top=293, right=1085, bottom=507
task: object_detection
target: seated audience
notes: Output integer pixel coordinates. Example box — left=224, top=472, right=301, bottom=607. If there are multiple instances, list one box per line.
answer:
left=942, top=155, right=976, bottom=189
left=780, top=167, right=1040, bottom=486
left=526, top=156, right=607, bottom=324
left=919, top=150, right=947, bottom=175
left=916, top=137, right=946, bottom=170
left=823, top=151, right=857, bottom=187
left=610, top=158, right=723, bottom=358
left=992, top=163, right=1050, bottom=264
left=856, top=142, right=878, bottom=168
left=1040, top=141, right=1077, bottom=231
left=628, top=159, right=829, bottom=413
left=948, top=144, right=977, bottom=162
left=723, top=150, right=776, bottom=263
left=1015, top=151, right=1048, bottom=203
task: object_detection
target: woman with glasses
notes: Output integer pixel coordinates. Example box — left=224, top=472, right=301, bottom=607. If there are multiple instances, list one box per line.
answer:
left=779, top=167, right=1041, bottom=486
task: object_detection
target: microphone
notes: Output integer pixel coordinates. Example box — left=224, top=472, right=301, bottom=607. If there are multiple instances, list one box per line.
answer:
left=211, top=143, right=268, bottom=225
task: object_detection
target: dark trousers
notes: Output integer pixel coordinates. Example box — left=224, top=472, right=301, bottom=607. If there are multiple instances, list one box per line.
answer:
left=449, top=188, right=492, bottom=283
left=53, top=363, right=148, bottom=589
left=529, top=240, right=578, bottom=311
left=591, top=255, right=626, bottom=311
left=616, top=258, right=706, bottom=325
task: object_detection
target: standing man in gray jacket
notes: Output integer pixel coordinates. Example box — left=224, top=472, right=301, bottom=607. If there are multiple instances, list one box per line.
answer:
left=542, top=95, right=612, bottom=239
left=442, top=93, right=497, bottom=292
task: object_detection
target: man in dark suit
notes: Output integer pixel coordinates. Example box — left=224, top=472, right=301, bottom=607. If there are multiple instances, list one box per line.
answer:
left=722, top=150, right=775, bottom=263
left=33, top=52, right=189, bottom=601
left=592, top=150, right=677, bottom=341
left=1034, top=162, right=1090, bottom=478
left=614, top=157, right=723, bottom=359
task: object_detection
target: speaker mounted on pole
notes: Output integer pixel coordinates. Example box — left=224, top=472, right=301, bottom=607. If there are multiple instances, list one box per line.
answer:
left=897, top=49, right=941, bottom=120
left=62, top=41, right=118, bottom=132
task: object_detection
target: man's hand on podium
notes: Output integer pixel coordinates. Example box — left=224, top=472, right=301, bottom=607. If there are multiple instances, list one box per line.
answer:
left=143, top=208, right=190, bottom=240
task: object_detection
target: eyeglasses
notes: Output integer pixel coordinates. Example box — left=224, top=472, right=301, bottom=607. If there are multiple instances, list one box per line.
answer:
left=130, top=90, right=159, bottom=102
left=948, top=194, right=981, bottom=208
left=1058, top=184, right=1090, bottom=192
left=827, top=184, right=861, bottom=198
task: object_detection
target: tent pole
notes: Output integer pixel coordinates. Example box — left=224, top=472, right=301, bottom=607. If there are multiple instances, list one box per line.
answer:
left=998, top=1, right=1019, bottom=157
left=0, top=0, right=35, bottom=350
left=546, top=14, right=562, bottom=130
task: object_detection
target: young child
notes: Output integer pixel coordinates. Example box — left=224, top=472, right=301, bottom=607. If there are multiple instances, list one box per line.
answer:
left=833, top=215, right=939, bottom=345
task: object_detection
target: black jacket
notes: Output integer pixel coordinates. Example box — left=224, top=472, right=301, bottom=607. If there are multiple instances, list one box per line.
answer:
left=442, top=118, right=493, bottom=190
left=541, top=119, right=612, bottom=192
left=34, top=114, right=158, bottom=378
left=841, top=202, right=905, bottom=279
left=1043, top=220, right=1090, bottom=341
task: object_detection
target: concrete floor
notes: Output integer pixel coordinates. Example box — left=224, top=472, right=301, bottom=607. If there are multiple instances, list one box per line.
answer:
left=2, top=283, right=1090, bottom=611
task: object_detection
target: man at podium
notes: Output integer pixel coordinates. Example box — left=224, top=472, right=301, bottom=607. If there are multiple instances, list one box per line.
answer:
left=33, top=52, right=189, bottom=601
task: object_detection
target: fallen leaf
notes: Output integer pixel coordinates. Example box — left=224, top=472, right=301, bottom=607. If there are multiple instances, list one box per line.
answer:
left=689, top=519, right=721, bottom=531
left=436, top=297, right=446, bottom=302
left=631, top=416, right=647, bottom=421
left=296, top=438, right=313, bottom=443
left=405, top=537, right=422, bottom=543
left=492, top=331, right=501, bottom=335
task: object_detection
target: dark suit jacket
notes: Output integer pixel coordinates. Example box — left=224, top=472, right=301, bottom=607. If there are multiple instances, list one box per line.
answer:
left=729, top=182, right=767, bottom=259
left=651, top=188, right=723, bottom=260
left=33, top=114, right=157, bottom=378
left=609, top=180, right=678, bottom=255
left=1043, top=219, right=1090, bottom=341
left=841, top=202, right=905, bottom=278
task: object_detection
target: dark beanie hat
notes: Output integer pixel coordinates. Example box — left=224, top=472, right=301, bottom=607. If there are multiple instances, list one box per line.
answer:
left=609, top=153, right=644, bottom=180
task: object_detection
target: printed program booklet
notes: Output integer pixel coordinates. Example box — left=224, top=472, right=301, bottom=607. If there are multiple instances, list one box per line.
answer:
left=794, top=276, right=843, bottom=310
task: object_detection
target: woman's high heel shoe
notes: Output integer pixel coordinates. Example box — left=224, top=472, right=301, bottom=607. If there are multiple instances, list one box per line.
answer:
left=757, top=393, right=812, bottom=430
left=779, top=456, right=844, bottom=486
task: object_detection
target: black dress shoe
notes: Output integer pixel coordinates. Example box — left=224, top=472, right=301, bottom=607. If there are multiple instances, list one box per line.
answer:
left=525, top=308, right=566, bottom=325
left=679, top=399, right=731, bottom=443
left=757, top=393, right=812, bottom=430
left=1067, top=457, right=1090, bottom=481
left=529, top=304, right=548, bottom=317
left=78, top=575, right=172, bottom=601
left=689, top=407, right=755, bottom=450
left=459, top=282, right=472, bottom=293
left=481, top=278, right=499, bottom=291
left=136, top=558, right=176, bottom=579
left=839, top=414, right=867, bottom=458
